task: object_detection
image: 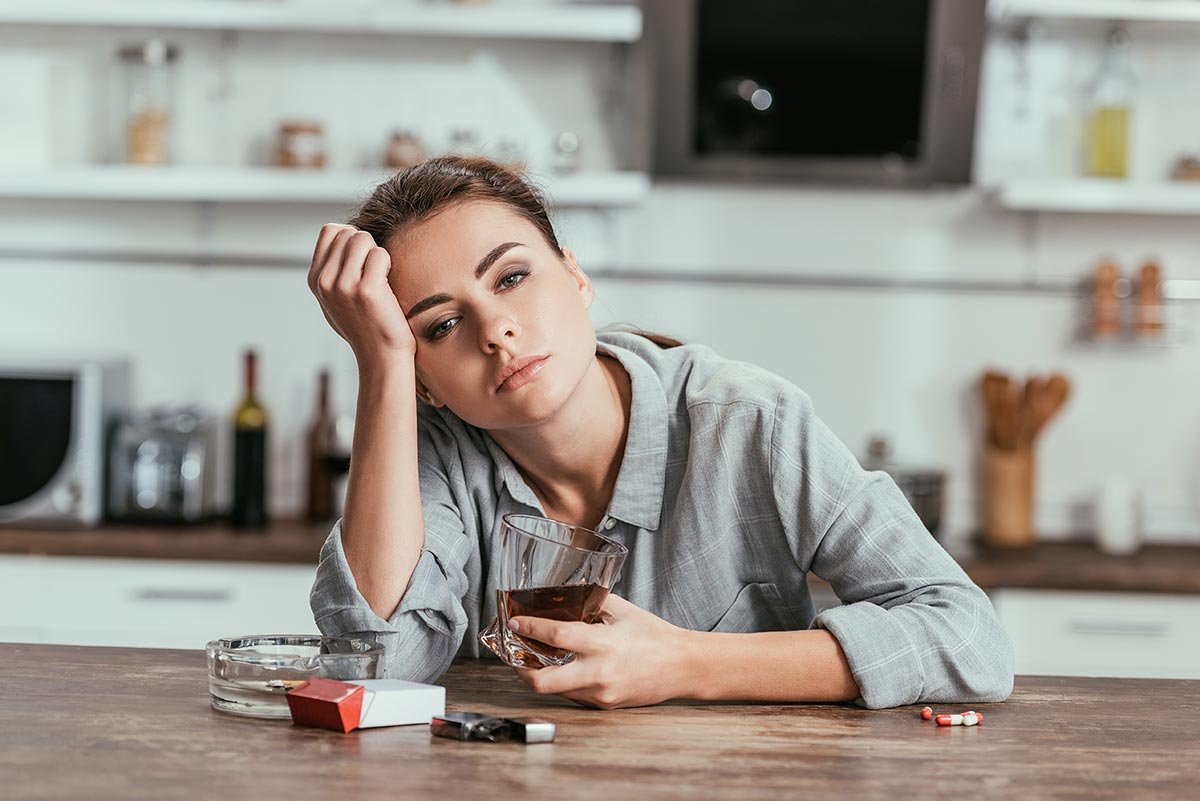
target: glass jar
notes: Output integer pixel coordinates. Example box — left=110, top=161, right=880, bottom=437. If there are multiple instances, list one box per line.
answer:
left=493, top=136, right=526, bottom=172
left=552, top=131, right=581, bottom=174
left=275, top=120, right=326, bottom=168
left=383, top=129, right=426, bottom=170
left=447, top=127, right=482, bottom=157
left=117, top=40, right=178, bottom=165
left=1084, top=27, right=1137, bottom=179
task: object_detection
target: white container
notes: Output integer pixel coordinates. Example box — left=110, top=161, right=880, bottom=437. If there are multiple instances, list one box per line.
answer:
left=1095, top=476, right=1142, bottom=555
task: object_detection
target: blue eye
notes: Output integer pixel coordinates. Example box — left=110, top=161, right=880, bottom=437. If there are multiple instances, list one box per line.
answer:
left=427, top=267, right=530, bottom=340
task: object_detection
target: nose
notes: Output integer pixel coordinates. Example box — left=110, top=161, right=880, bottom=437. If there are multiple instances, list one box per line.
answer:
left=478, top=311, right=521, bottom=353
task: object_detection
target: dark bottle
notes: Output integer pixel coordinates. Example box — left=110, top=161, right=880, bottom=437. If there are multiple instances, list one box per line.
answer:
left=305, top=369, right=336, bottom=523
left=231, top=349, right=268, bottom=530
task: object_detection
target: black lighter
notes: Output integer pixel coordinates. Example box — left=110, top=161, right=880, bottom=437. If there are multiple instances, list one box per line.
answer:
left=430, top=712, right=556, bottom=744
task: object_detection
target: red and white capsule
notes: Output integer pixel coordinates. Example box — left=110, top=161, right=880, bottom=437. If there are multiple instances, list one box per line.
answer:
left=921, top=707, right=933, bottom=720
left=936, top=711, right=983, bottom=727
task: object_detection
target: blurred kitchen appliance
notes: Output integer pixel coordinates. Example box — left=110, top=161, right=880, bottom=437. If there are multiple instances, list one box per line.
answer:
left=0, top=359, right=130, bottom=526
left=864, top=437, right=946, bottom=538
left=646, top=0, right=987, bottom=185
left=108, top=406, right=220, bottom=523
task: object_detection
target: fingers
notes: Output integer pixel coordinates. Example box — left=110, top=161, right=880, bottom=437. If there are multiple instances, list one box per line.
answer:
left=335, top=231, right=378, bottom=294
left=514, top=662, right=589, bottom=697
left=308, top=223, right=353, bottom=294
left=509, top=616, right=593, bottom=654
left=360, top=246, right=393, bottom=293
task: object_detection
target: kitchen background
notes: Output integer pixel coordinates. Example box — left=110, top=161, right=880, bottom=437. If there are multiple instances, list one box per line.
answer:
left=2, top=0, right=1199, bottom=677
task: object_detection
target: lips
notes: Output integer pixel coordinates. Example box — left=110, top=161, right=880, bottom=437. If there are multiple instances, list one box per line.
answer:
left=496, top=354, right=550, bottom=392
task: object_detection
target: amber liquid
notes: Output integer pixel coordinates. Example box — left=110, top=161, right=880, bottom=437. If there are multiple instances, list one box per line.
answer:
left=498, top=584, right=609, bottom=661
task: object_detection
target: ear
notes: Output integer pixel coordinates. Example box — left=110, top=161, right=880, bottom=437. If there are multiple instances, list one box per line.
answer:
left=562, top=248, right=594, bottom=310
left=414, top=374, right=444, bottom=409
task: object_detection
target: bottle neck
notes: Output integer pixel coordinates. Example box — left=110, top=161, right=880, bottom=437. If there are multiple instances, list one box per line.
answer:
left=243, top=351, right=258, bottom=399
left=316, top=370, right=330, bottom=415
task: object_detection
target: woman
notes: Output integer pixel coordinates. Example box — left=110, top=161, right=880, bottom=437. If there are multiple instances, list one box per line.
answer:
left=307, top=155, right=1014, bottom=710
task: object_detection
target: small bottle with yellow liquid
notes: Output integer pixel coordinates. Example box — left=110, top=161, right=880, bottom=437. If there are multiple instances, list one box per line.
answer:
left=1085, top=27, right=1137, bottom=179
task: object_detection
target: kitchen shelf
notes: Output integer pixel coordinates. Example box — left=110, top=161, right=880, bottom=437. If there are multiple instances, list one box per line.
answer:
left=0, top=165, right=650, bottom=207
left=994, top=179, right=1200, bottom=215
left=992, top=0, right=1200, bottom=24
left=0, top=0, right=643, bottom=43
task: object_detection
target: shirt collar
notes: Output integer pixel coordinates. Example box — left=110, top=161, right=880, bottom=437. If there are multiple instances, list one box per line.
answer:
left=482, top=338, right=669, bottom=532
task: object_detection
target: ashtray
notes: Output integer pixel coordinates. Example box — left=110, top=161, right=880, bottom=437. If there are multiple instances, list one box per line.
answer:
left=206, top=634, right=385, bottom=719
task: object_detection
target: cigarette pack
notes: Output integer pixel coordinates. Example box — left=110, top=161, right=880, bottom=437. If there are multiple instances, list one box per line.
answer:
left=285, top=677, right=364, bottom=733
left=347, top=679, right=446, bottom=728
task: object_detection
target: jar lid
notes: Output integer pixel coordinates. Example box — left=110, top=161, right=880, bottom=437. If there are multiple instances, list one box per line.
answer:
left=279, top=120, right=325, bottom=134
left=118, top=39, right=178, bottom=65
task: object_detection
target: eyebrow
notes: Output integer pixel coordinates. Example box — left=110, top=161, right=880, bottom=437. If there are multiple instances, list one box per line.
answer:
left=405, top=241, right=526, bottom=321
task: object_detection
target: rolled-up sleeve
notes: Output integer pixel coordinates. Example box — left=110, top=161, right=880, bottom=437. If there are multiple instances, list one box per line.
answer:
left=769, top=385, right=1014, bottom=709
left=309, top=416, right=477, bottom=685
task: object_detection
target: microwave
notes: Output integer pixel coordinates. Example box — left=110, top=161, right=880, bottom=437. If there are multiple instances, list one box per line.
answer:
left=0, top=359, right=130, bottom=526
left=645, top=0, right=987, bottom=186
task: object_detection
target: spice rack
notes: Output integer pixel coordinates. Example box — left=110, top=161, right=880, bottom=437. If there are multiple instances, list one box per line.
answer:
left=1072, top=267, right=1194, bottom=348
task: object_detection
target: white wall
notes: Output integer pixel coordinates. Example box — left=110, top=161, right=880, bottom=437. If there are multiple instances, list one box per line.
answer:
left=2, top=4, right=1198, bottom=547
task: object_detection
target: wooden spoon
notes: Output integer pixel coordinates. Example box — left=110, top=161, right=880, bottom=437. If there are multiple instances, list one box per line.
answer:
left=981, top=370, right=1009, bottom=449
left=1026, top=373, right=1071, bottom=441
left=983, top=370, right=1022, bottom=450
left=1021, top=376, right=1046, bottom=446
left=1038, top=374, right=1071, bottom=436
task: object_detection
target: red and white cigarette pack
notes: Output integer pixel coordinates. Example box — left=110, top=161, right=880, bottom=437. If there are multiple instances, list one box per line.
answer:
left=287, top=677, right=445, bottom=732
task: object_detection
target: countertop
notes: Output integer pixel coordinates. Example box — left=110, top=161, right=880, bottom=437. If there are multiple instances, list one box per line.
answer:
left=5, top=643, right=1198, bottom=801
left=3, top=521, right=1200, bottom=593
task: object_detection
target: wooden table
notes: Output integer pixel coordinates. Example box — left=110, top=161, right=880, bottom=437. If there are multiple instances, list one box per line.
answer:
left=4, top=644, right=1198, bottom=800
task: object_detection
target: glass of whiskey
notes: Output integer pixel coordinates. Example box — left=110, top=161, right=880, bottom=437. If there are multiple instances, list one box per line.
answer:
left=479, top=514, right=627, bottom=669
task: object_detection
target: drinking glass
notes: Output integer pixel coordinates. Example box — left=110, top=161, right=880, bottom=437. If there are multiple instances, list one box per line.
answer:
left=479, top=514, right=627, bottom=669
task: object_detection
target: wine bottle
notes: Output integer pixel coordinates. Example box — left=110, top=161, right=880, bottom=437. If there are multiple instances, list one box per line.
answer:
left=231, top=349, right=268, bottom=529
left=305, top=369, right=336, bottom=523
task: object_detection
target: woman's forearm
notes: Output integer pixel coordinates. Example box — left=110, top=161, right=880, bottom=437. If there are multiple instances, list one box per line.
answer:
left=340, top=356, right=425, bottom=621
left=676, top=628, right=861, bottom=703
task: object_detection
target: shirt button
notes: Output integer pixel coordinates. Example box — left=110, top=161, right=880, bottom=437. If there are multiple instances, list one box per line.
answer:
left=604, top=519, right=616, bottom=530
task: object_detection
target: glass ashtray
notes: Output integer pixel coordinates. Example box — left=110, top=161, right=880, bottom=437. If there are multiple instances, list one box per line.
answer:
left=205, top=634, right=384, bottom=719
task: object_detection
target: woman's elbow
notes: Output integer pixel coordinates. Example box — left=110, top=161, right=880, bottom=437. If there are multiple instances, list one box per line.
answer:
left=962, top=622, right=1015, bottom=702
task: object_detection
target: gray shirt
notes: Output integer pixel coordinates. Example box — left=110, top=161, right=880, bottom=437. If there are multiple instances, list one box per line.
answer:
left=311, top=326, right=1014, bottom=708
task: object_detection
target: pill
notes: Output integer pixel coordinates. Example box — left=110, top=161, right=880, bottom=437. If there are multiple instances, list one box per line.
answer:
left=963, top=713, right=979, bottom=727
left=935, top=714, right=962, bottom=726
left=921, top=707, right=933, bottom=720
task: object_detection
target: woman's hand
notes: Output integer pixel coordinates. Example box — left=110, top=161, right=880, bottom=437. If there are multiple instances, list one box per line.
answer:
left=509, top=594, right=694, bottom=709
left=307, top=223, right=416, bottom=365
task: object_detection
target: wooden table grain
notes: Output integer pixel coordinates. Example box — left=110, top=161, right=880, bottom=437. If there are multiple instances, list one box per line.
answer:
left=3, top=644, right=1198, bottom=801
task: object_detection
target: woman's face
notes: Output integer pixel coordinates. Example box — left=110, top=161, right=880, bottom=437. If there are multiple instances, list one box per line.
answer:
left=385, top=199, right=596, bottom=430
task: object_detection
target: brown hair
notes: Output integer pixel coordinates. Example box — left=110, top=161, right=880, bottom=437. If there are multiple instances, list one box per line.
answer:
left=349, top=155, right=682, bottom=349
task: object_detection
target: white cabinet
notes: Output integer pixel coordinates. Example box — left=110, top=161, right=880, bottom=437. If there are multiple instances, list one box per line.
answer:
left=0, top=555, right=317, bottom=650
left=990, top=588, right=1200, bottom=679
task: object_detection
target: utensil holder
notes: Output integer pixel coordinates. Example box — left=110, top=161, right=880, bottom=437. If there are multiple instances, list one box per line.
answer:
left=983, top=446, right=1034, bottom=547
